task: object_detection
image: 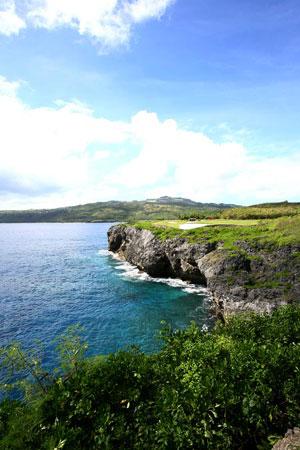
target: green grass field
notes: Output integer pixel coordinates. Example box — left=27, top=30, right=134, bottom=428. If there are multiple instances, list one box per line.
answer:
left=150, top=219, right=260, bottom=228
left=130, top=213, right=300, bottom=250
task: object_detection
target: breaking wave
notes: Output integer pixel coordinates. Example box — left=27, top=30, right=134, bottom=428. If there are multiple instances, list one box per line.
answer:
left=99, top=249, right=211, bottom=298
left=97, top=249, right=111, bottom=256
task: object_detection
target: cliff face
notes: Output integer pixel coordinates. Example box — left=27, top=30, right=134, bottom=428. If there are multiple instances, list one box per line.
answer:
left=108, top=224, right=300, bottom=316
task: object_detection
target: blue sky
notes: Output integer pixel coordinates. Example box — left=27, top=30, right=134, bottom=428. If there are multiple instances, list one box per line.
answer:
left=0, top=0, right=299, bottom=208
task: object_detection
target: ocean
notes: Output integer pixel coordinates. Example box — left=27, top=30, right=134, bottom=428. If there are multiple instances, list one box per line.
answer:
left=0, top=223, right=213, bottom=368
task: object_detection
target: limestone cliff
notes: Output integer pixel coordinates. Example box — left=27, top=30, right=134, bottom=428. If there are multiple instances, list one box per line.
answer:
left=108, top=224, right=300, bottom=317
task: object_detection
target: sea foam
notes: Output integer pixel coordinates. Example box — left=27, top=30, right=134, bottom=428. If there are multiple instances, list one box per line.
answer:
left=99, top=249, right=211, bottom=298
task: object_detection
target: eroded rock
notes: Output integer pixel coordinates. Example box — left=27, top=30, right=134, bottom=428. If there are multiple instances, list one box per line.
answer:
left=272, top=428, right=300, bottom=450
left=108, top=224, right=300, bottom=317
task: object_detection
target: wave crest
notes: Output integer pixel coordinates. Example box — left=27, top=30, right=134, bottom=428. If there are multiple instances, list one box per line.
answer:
left=109, top=256, right=210, bottom=297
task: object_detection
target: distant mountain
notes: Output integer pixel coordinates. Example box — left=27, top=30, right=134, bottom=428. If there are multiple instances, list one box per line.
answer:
left=146, top=196, right=200, bottom=206
left=146, top=196, right=237, bottom=208
left=0, top=197, right=238, bottom=223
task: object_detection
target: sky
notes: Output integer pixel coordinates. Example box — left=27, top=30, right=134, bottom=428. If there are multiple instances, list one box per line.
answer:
left=0, top=0, right=299, bottom=209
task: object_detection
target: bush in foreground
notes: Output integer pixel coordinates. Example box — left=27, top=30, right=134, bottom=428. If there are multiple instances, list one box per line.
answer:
left=1, top=306, right=300, bottom=449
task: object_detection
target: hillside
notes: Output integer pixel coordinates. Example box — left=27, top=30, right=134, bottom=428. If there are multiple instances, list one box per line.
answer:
left=0, top=197, right=237, bottom=223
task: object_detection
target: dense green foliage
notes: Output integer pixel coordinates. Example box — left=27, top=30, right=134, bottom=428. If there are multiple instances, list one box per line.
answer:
left=179, top=202, right=300, bottom=221
left=173, top=202, right=300, bottom=221
left=179, top=210, right=222, bottom=220
left=1, top=306, right=300, bottom=449
left=220, top=203, right=300, bottom=220
left=0, top=198, right=235, bottom=223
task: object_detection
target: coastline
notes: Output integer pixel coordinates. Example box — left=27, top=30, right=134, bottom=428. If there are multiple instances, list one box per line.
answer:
left=107, top=223, right=300, bottom=319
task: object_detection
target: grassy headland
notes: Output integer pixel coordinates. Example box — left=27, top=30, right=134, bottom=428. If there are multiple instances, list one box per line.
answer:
left=122, top=204, right=299, bottom=300
left=130, top=204, right=300, bottom=250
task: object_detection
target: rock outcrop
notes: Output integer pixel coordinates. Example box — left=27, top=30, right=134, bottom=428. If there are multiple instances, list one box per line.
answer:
left=108, top=224, right=300, bottom=317
left=272, top=428, right=300, bottom=450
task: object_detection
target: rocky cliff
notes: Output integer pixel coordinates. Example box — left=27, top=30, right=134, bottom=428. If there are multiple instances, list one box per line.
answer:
left=108, top=224, right=300, bottom=317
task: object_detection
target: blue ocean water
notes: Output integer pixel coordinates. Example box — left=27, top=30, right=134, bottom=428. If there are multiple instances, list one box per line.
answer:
left=0, top=223, right=213, bottom=368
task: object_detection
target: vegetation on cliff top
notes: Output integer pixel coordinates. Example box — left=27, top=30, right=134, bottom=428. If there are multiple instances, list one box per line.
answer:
left=179, top=202, right=300, bottom=221
left=1, top=305, right=300, bottom=450
left=133, top=206, right=300, bottom=249
left=220, top=203, right=300, bottom=220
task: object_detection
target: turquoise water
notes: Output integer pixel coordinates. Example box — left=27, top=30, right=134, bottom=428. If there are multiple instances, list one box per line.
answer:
left=0, top=223, right=213, bottom=367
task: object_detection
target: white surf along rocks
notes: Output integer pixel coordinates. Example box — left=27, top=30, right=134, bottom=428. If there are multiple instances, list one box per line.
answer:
left=108, top=224, right=300, bottom=317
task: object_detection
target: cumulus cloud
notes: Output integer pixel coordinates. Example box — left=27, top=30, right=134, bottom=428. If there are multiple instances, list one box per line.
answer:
left=0, top=75, right=128, bottom=207
left=0, top=75, right=299, bottom=209
left=0, top=0, right=25, bottom=36
left=0, top=0, right=174, bottom=48
left=127, top=0, right=173, bottom=21
left=112, top=111, right=300, bottom=204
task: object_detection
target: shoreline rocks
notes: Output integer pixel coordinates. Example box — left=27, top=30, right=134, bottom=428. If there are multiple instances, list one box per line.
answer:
left=108, top=224, right=300, bottom=318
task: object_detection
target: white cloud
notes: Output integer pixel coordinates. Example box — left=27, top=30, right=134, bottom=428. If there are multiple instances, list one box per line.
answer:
left=0, top=75, right=299, bottom=209
left=0, top=0, right=174, bottom=48
left=127, top=0, right=174, bottom=22
left=0, top=76, right=129, bottom=207
left=108, top=110, right=300, bottom=204
left=0, top=0, right=25, bottom=36
left=0, top=74, right=21, bottom=95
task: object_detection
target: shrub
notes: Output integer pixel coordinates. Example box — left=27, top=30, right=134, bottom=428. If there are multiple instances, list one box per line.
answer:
left=1, top=305, right=300, bottom=449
